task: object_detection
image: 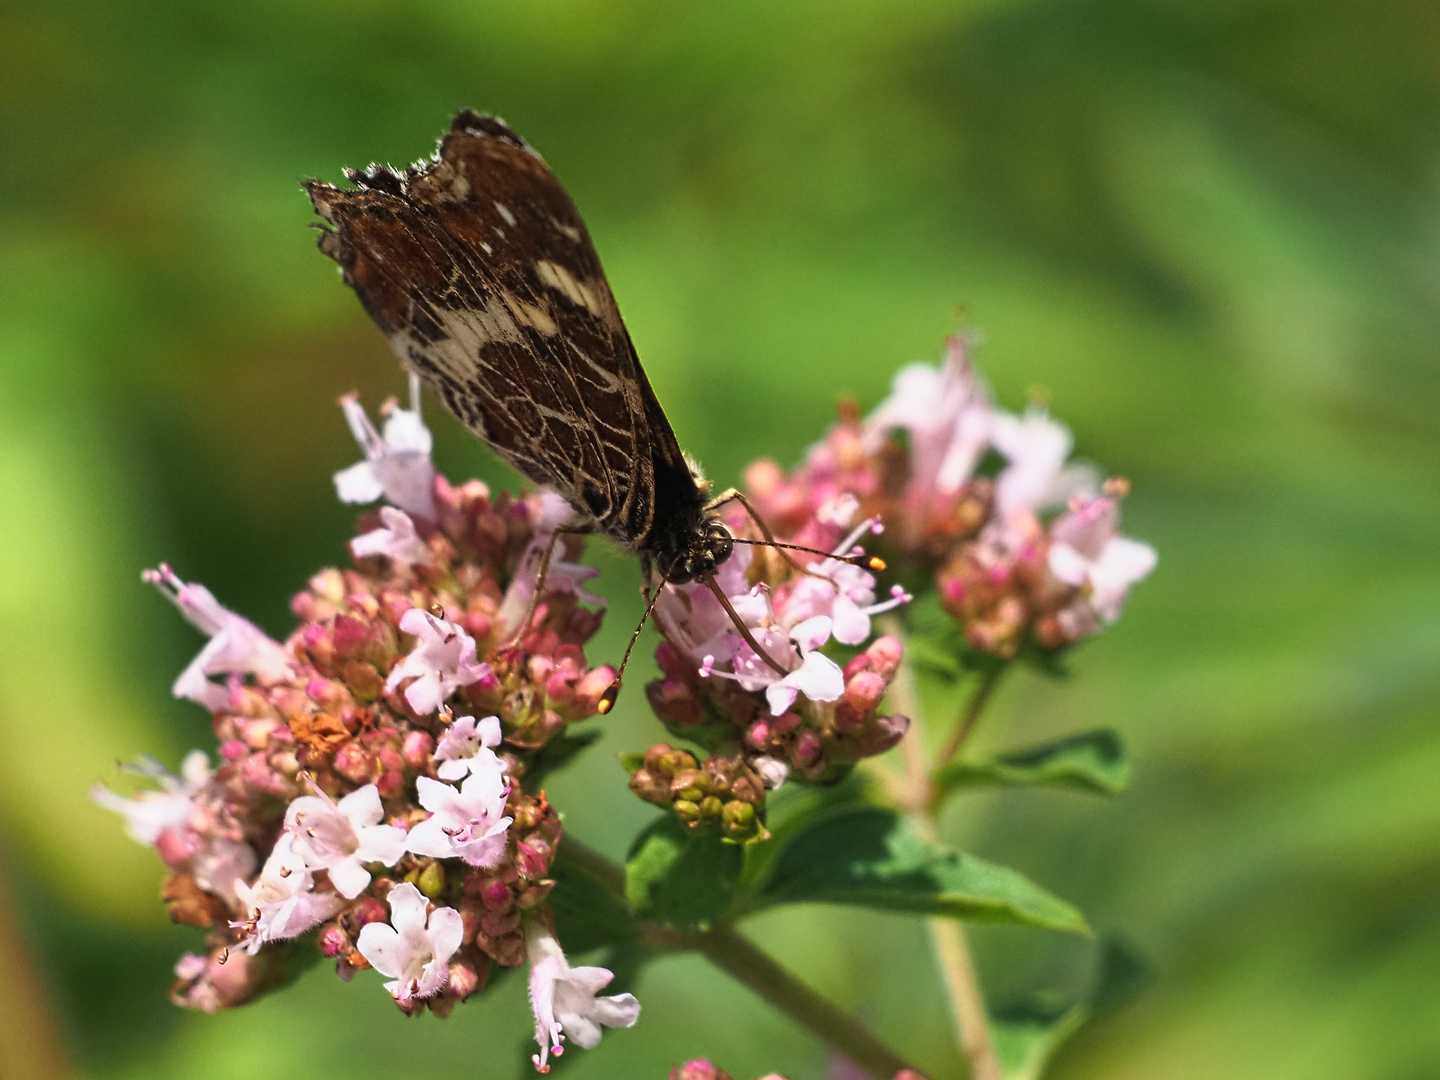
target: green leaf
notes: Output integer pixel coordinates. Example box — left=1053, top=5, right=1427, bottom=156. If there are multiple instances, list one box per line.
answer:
left=933, top=730, right=1130, bottom=800
left=625, top=814, right=743, bottom=931
left=753, top=806, right=1089, bottom=934
left=519, top=728, right=603, bottom=791
left=992, top=997, right=1089, bottom=1080
left=548, top=858, right=639, bottom=954
left=992, top=938, right=1150, bottom=1080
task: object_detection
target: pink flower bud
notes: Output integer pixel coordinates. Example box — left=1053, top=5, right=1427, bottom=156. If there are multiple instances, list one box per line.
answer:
left=670, top=1061, right=735, bottom=1080
left=514, top=841, right=548, bottom=879
left=857, top=714, right=910, bottom=756
left=375, top=768, right=405, bottom=799
left=155, top=829, right=196, bottom=869
left=318, top=925, right=350, bottom=958
left=332, top=614, right=371, bottom=658
left=479, top=878, right=511, bottom=911
left=350, top=896, right=388, bottom=928
left=401, top=730, right=435, bottom=770
left=773, top=711, right=802, bottom=735
left=333, top=742, right=378, bottom=784
left=792, top=730, right=824, bottom=769
left=447, top=956, right=484, bottom=1001
left=866, top=636, right=903, bottom=680
left=844, top=670, right=887, bottom=713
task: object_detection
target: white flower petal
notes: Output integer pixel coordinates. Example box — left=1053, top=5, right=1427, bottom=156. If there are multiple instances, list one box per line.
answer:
left=334, top=460, right=385, bottom=505
left=356, top=922, right=404, bottom=979
left=386, top=882, right=430, bottom=937
left=337, top=784, right=384, bottom=829
left=327, top=856, right=372, bottom=900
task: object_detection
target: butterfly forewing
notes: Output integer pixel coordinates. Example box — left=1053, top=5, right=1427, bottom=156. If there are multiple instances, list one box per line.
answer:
left=305, top=111, right=692, bottom=547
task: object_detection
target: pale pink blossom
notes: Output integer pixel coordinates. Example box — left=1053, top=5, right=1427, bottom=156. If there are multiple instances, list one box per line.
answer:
left=1047, top=495, right=1157, bottom=623
left=284, top=783, right=408, bottom=899
left=989, top=407, right=1098, bottom=519
left=349, top=506, right=432, bottom=565
left=497, top=491, right=605, bottom=634
left=386, top=608, right=491, bottom=716
left=334, top=373, right=436, bottom=520
left=191, top=837, right=256, bottom=909
left=526, top=923, right=640, bottom=1072
left=355, top=881, right=463, bottom=1002
left=778, top=518, right=910, bottom=645
left=91, top=750, right=211, bottom=845
left=405, top=765, right=512, bottom=868
left=660, top=550, right=848, bottom=717
left=144, top=565, right=291, bottom=711
left=231, top=836, right=344, bottom=954
left=865, top=335, right=993, bottom=497
left=761, top=617, right=845, bottom=716
left=434, top=714, right=503, bottom=781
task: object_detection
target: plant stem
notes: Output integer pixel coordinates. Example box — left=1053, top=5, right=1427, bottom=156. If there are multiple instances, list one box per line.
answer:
left=557, top=838, right=917, bottom=1078
left=934, top=663, right=1006, bottom=771
left=556, top=835, right=627, bottom=895
left=878, top=614, right=1003, bottom=1080
left=698, top=926, right=915, bottom=1079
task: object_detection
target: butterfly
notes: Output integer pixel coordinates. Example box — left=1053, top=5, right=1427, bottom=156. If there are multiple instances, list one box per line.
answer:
left=305, top=111, right=878, bottom=707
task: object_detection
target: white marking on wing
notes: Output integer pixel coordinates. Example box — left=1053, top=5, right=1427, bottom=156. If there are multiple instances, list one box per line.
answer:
left=494, top=202, right=517, bottom=226
left=534, top=259, right=605, bottom=317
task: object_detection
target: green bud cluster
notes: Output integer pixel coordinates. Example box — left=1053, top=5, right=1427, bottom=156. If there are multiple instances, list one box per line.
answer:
left=626, top=743, right=768, bottom=842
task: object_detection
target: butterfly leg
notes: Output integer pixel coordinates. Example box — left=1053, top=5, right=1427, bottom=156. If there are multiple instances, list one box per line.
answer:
left=500, top=525, right=593, bottom=651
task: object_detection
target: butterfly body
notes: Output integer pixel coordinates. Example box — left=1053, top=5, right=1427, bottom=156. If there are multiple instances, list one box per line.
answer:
left=305, top=111, right=733, bottom=585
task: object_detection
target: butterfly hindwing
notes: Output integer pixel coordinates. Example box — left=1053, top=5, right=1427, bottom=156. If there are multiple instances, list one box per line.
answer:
left=306, top=111, right=689, bottom=545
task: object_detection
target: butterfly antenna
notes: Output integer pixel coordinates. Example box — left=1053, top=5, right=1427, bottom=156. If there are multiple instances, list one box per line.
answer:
left=598, top=584, right=666, bottom=714
left=701, top=573, right=790, bottom=677
left=726, top=535, right=886, bottom=573
left=704, top=488, right=886, bottom=579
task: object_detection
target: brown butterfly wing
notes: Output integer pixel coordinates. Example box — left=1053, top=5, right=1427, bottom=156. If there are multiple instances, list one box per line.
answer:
left=305, top=111, right=689, bottom=546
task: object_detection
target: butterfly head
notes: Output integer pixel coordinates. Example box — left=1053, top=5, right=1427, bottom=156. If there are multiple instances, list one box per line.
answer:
left=660, top=518, right=735, bottom=585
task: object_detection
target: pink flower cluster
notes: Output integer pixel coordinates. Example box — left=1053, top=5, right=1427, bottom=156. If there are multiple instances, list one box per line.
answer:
left=96, top=384, right=636, bottom=1069
left=745, top=334, right=1157, bottom=659
left=642, top=510, right=912, bottom=812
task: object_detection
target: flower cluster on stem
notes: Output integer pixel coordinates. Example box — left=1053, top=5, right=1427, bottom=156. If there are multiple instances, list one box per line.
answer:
left=634, top=502, right=912, bottom=833
left=95, top=385, right=632, bottom=1068
left=744, top=334, right=1156, bottom=659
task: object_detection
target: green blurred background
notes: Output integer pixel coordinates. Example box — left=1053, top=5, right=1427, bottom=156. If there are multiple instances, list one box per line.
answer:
left=3, top=1, right=1438, bottom=1078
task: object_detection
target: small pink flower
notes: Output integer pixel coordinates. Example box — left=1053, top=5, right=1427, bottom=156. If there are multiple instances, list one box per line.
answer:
left=778, top=518, right=910, bottom=645
left=231, top=836, right=344, bottom=955
left=91, top=750, right=211, bottom=845
left=497, top=491, right=605, bottom=633
left=762, top=616, right=845, bottom=716
left=284, top=783, right=408, bottom=899
left=1047, top=495, right=1157, bottom=622
left=190, top=837, right=256, bottom=909
left=989, top=407, right=1097, bottom=519
left=406, top=765, right=512, bottom=868
left=386, top=608, right=491, bottom=716
left=527, top=923, right=640, bottom=1072
left=334, top=374, right=436, bottom=520
left=864, top=334, right=992, bottom=498
left=349, top=506, right=432, bottom=565
left=355, top=882, right=463, bottom=1002
left=144, top=566, right=291, bottom=711
left=434, top=714, right=503, bottom=781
